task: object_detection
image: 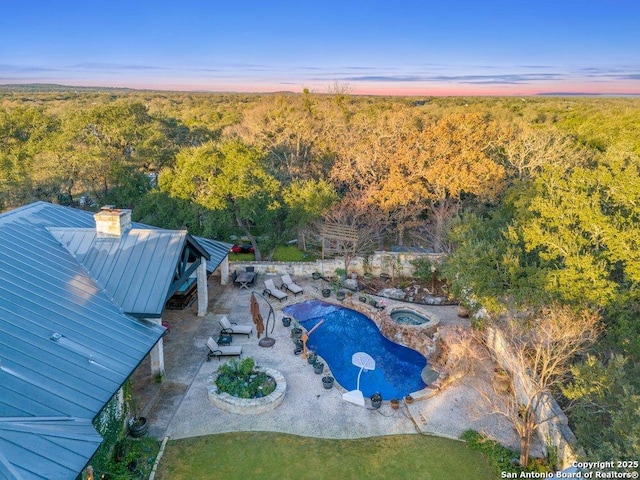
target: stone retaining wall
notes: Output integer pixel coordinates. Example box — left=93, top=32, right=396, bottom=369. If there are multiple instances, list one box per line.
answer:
left=229, top=251, right=444, bottom=279
left=207, top=367, right=286, bottom=415
left=485, top=327, right=582, bottom=469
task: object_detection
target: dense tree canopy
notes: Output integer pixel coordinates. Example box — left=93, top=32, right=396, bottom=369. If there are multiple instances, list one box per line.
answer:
left=1, top=86, right=639, bottom=460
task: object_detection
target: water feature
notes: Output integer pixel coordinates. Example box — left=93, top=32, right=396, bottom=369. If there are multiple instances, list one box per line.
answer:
left=283, top=300, right=427, bottom=399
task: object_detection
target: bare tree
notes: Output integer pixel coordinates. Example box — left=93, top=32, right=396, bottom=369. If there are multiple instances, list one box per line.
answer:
left=317, top=193, right=382, bottom=273
left=484, top=306, right=601, bottom=466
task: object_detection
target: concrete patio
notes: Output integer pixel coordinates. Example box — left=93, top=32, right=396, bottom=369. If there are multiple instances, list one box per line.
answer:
left=131, top=273, right=522, bottom=449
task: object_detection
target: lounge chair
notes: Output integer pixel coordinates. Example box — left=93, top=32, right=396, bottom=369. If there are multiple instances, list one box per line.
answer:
left=263, top=278, right=288, bottom=302
left=206, top=336, right=242, bottom=361
left=219, top=315, right=253, bottom=337
left=280, top=274, right=303, bottom=296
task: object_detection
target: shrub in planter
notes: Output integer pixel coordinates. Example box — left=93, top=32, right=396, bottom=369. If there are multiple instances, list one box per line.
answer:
left=322, top=375, right=334, bottom=389
left=321, top=288, right=331, bottom=298
left=215, top=357, right=276, bottom=399
left=312, top=272, right=322, bottom=280
left=336, top=290, right=346, bottom=301
left=294, top=346, right=303, bottom=355
left=282, top=316, right=292, bottom=327
left=390, top=399, right=400, bottom=410
left=404, top=394, right=414, bottom=405
left=370, top=392, right=382, bottom=409
left=313, top=362, right=324, bottom=374
left=307, top=351, right=317, bottom=364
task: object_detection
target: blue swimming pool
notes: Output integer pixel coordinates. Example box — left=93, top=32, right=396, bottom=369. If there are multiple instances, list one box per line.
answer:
left=283, top=300, right=427, bottom=399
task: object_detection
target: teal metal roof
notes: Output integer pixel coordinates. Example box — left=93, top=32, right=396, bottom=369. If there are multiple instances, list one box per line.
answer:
left=0, top=202, right=230, bottom=479
left=49, top=227, right=188, bottom=317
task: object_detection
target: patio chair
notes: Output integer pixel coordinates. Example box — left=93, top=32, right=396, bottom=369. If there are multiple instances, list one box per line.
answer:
left=280, top=274, right=303, bottom=296
left=219, top=315, right=253, bottom=337
left=263, top=278, right=288, bottom=302
left=206, top=336, right=242, bottom=361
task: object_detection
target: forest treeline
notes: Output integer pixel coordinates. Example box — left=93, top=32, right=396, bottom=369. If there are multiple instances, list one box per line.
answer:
left=1, top=87, right=639, bottom=460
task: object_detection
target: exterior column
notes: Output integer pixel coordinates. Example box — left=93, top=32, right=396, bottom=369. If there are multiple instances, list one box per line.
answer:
left=197, top=257, right=208, bottom=317
left=150, top=318, right=165, bottom=377
left=220, top=256, right=230, bottom=285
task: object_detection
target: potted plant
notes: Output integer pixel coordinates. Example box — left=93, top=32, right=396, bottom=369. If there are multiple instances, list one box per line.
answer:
left=313, top=361, right=324, bottom=374
left=336, top=290, right=346, bottom=301
left=282, top=316, right=292, bottom=327
left=321, top=286, right=331, bottom=297
left=370, top=392, right=382, bottom=409
left=322, top=375, right=334, bottom=389
left=128, top=416, right=148, bottom=438
left=404, top=394, right=414, bottom=405
left=291, top=326, right=303, bottom=341
left=294, top=345, right=303, bottom=355
left=312, top=271, right=322, bottom=280
left=390, top=398, right=400, bottom=410
left=307, top=351, right=317, bottom=364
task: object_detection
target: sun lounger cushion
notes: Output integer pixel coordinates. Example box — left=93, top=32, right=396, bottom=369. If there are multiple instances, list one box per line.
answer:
left=281, top=274, right=303, bottom=296
left=263, top=279, right=288, bottom=301
left=219, top=315, right=253, bottom=336
left=207, top=337, right=242, bottom=361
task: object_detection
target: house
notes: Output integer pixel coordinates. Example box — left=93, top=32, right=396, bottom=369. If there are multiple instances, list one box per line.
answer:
left=0, top=202, right=231, bottom=479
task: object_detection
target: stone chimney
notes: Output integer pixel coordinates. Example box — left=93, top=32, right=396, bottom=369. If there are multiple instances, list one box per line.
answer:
left=94, top=206, right=132, bottom=238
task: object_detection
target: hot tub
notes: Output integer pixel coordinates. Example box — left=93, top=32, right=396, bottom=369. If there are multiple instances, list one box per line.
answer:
left=390, top=308, right=432, bottom=326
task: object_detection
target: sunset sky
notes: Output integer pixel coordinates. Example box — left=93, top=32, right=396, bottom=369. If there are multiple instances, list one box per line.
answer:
left=1, top=0, right=639, bottom=96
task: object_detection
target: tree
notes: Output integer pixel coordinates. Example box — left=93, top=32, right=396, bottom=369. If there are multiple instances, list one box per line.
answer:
left=319, top=194, right=383, bottom=273
left=486, top=306, right=601, bottom=466
left=159, top=139, right=281, bottom=260
left=283, top=179, right=338, bottom=249
left=416, top=112, right=508, bottom=252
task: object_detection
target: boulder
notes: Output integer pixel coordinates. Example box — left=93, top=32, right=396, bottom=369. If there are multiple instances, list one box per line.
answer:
left=378, top=288, right=406, bottom=300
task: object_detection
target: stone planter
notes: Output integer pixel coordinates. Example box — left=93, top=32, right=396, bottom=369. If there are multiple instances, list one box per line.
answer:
left=322, top=375, right=334, bottom=389
left=370, top=393, right=382, bottom=409
left=313, top=362, right=324, bottom=374
left=207, top=367, right=286, bottom=415
left=336, top=291, right=346, bottom=301
left=312, top=272, right=321, bottom=280
left=307, top=352, right=317, bottom=364
left=321, top=289, right=331, bottom=298
left=282, top=316, right=292, bottom=327
left=404, top=394, right=414, bottom=405
left=390, top=399, right=400, bottom=410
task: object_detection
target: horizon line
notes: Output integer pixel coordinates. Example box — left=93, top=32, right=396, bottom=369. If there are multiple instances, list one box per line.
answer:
left=1, top=82, right=639, bottom=98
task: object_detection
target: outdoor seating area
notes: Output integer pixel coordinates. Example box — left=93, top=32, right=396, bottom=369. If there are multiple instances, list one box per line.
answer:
left=131, top=273, right=525, bottom=466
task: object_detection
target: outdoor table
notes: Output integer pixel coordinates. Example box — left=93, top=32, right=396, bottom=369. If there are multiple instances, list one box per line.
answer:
left=234, top=271, right=256, bottom=290
left=217, top=334, right=232, bottom=346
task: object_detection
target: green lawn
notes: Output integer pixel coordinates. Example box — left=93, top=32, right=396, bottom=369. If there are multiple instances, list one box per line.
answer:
left=228, top=245, right=316, bottom=263
left=155, top=432, right=498, bottom=480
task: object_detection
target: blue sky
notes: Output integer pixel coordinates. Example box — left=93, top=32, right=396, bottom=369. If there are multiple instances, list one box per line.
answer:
left=1, top=0, right=639, bottom=95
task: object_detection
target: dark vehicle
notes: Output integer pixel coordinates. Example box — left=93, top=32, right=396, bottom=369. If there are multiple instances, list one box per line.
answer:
left=231, top=244, right=254, bottom=254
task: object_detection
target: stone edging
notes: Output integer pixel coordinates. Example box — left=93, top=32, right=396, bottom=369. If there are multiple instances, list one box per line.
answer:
left=207, top=367, right=286, bottom=415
